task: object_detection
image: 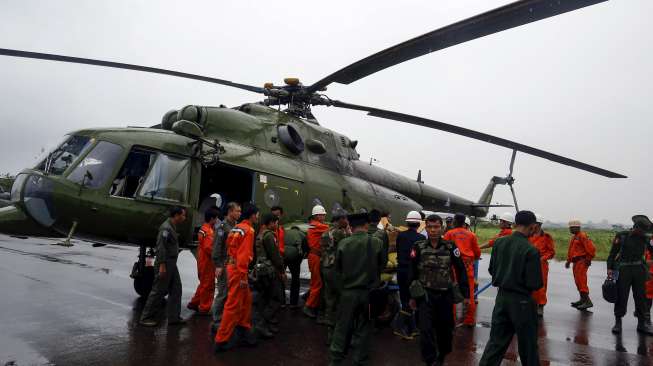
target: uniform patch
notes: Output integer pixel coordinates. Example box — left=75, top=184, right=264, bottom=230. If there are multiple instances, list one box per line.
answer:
left=410, top=247, right=416, bottom=258
left=162, top=231, right=169, bottom=239
left=453, top=248, right=461, bottom=257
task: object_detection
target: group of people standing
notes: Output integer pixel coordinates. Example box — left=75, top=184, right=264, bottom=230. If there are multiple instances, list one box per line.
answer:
left=136, top=201, right=653, bottom=366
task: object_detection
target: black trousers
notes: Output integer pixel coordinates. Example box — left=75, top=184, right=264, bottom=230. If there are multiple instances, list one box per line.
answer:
left=285, top=258, right=302, bottom=306
left=615, top=264, right=648, bottom=319
left=417, top=289, right=454, bottom=364
left=397, top=265, right=411, bottom=310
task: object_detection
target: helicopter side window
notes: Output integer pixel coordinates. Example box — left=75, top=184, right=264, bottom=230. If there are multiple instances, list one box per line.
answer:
left=67, top=141, right=124, bottom=189
left=36, top=135, right=93, bottom=176
left=137, top=153, right=190, bottom=203
left=110, top=149, right=156, bottom=198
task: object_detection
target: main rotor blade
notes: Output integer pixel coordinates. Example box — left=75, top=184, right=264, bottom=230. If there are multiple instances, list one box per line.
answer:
left=331, top=100, right=627, bottom=178
left=0, top=48, right=265, bottom=94
left=308, top=0, right=607, bottom=93
left=509, top=150, right=517, bottom=176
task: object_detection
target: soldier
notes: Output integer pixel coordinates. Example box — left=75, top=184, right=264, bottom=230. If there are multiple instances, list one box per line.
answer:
left=479, top=211, right=543, bottom=366
left=270, top=206, right=285, bottom=257
left=188, top=207, right=220, bottom=315
left=210, top=202, right=241, bottom=335
left=252, top=213, right=285, bottom=339
left=392, top=210, right=424, bottom=340
left=529, top=214, right=555, bottom=317
left=214, top=203, right=259, bottom=352
left=329, top=212, right=385, bottom=366
left=566, top=219, right=596, bottom=311
left=320, top=208, right=349, bottom=342
left=304, top=205, right=329, bottom=319
left=367, top=209, right=390, bottom=325
left=409, top=214, right=468, bottom=366
left=479, top=212, right=513, bottom=250
left=139, top=206, right=188, bottom=327
left=368, top=209, right=390, bottom=260
left=443, top=213, right=480, bottom=327
left=283, top=226, right=306, bottom=309
left=608, top=215, right=653, bottom=335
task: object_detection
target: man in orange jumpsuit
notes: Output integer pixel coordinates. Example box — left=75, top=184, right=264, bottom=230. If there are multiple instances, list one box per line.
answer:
left=188, top=207, right=220, bottom=314
left=479, top=212, right=513, bottom=250
left=645, top=239, right=653, bottom=327
left=529, top=214, right=555, bottom=317
left=304, top=204, right=329, bottom=319
left=443, top=213, right=480, bottom=327
left=214, top=204, right=259, bottom=352
left=566, top=219, right=596, bottom=311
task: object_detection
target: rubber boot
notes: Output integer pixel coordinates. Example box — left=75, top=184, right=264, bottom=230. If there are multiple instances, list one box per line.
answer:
left=611, top=317, right=622, bottom=334
left=392, top=310, right=413, bottom=340
left=571, top=293, right=583, bottom=308
left=576, top=293, right=593, bottom=311
left=637, top=317, right=653, bottom=335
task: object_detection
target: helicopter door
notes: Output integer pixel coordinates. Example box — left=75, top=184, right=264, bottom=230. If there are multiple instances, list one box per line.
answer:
left=253, top=172, right=304, bottom=222
left=197, top=163, right=254, bottom=229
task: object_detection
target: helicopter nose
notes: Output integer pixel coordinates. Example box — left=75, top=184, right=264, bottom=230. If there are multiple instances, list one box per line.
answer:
left=0, top=174, right=60, bottom=237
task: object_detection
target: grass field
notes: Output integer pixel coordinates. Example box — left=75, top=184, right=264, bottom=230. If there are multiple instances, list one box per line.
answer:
left=475, top=225, right=617, bottom=261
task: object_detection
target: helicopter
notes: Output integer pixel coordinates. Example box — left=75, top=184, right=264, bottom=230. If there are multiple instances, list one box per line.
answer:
left=0, top=0, right=624, bottom=296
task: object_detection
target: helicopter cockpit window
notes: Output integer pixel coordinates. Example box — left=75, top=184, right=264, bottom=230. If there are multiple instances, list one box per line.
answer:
left=138, top=154, right=190, bottom=203
left=37, top=135, right=92, bottom=176
left=67, top=141, right=124, bottom=189
left=110, top=149, right=156, bottom=198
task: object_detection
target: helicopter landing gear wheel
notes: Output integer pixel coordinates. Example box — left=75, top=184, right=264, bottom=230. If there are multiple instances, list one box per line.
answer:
left=131, top=245, right=155, bottom=298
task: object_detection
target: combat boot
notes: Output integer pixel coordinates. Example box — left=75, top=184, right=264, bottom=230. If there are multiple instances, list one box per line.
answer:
left=611, top=317, right=622, bottom=334
left=637, top=318, right=653, bottom=335
left=576, top=294, right=593, bottom=311
left=254, top=324, right=274, bottom=339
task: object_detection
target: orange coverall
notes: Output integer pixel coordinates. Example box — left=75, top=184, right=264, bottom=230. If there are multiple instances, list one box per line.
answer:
left=189, top=223, right=216, bottom=313
left=567, top=232, right=595, bottom=294
left=529, top=232, right=555, bottom=305
left=645, top=247, right=653, bottom=300
left=305, top=220, right=329, bottom=309
left=487, top=228, right=513, bottom=248
left=444, top=227, right=480, bottom=325
left=276, top=226, right=285, bottom=256
left=215, top=220, right=255, bottom=344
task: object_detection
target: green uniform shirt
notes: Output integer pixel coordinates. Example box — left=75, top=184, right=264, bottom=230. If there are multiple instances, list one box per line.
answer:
left=257, top=229, right=284, bottom=272
left=283, top=227, right=306, bottom=262
left=155, top=218, right=179, bottom=267
left=488, top=232, right=543, bottom=295
left=607, top=231, right=652, bottom=270
left=336, top=231, right=385, bottom=290
left=212, top=218, right=235, bottom=267
left=369, top=225, right=390, bottom=263
left=409, top=237, right=468, bottom=293
left=321, top=226, right=350, bottom=269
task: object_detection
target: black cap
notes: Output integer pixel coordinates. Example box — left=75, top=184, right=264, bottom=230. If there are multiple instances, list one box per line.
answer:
left=514, top=210, right=536, bottom=226
left=632, top=215, right=653, bottom=231
left=331, top=208, right=349, bottom=222
left=348, top=212, right=369, bottom=227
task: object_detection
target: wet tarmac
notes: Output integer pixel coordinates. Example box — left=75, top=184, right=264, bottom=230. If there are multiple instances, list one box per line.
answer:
left=0, top=234, right=651, bottom=366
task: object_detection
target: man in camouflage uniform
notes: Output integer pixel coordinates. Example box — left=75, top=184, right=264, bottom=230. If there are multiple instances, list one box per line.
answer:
left=608, top=215, right=653, bottom=335
left=409, top=214, right=468, bottom=366
left=210, top=202, right=241, bottom=335
left=140, top=206, right=188, bottom=327
left=319, top=209, right=350, bottom=343
left=252, top=213, right=285, bottom=339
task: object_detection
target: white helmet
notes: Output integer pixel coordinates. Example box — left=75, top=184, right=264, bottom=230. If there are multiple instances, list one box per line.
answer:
left=465, top=217, right=471, bottom=226
left=568, top=219, right=581, bottom=228
left=500, top=212, right=514, bottom=223
left=405, top=211, right=422, bottom=223
left=311, top=205, right=327, bottom=216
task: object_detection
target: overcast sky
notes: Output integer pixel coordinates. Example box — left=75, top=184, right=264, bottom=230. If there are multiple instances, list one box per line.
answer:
left=0, top=0, right=650, bottom=224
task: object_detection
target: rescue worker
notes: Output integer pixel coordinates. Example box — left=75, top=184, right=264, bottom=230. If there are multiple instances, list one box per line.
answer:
left=304, top=205, right=329, bottom=318
left=210, top=202, right=241, bottom=335
left=283, top=226, right=306, bottom=309
left=479, top=212, right=513, bottom=250
left=392, top=210, right=424, bottom=340
left=140, top=206, right=188, bottom=327
left=188, top=207, right=220, bottom=315
left=409, top=214, right=468, bottom=366
left=320, top=208, right=350, bottom=342
left=367, top=209, right=391, bottom=325
left=565, top=219, right=595, bottom=311
left=608, top=215, right=653, bottom=335
left=329, top=212, right=385, bottom=366
left=645, top=239, right=653, bottom=326
left=529, top=213, right=555, bottom=317
left=214, top=204, right=259, bottom=352
left=252, top=213, right=285, bottom=339
left=479, top=211, right=543, bottom=366
left=443, top=213, right=480, bottom=327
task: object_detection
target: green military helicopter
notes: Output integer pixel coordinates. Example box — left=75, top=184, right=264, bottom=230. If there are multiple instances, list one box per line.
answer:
left=0, top=0, right=623, bottom=296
